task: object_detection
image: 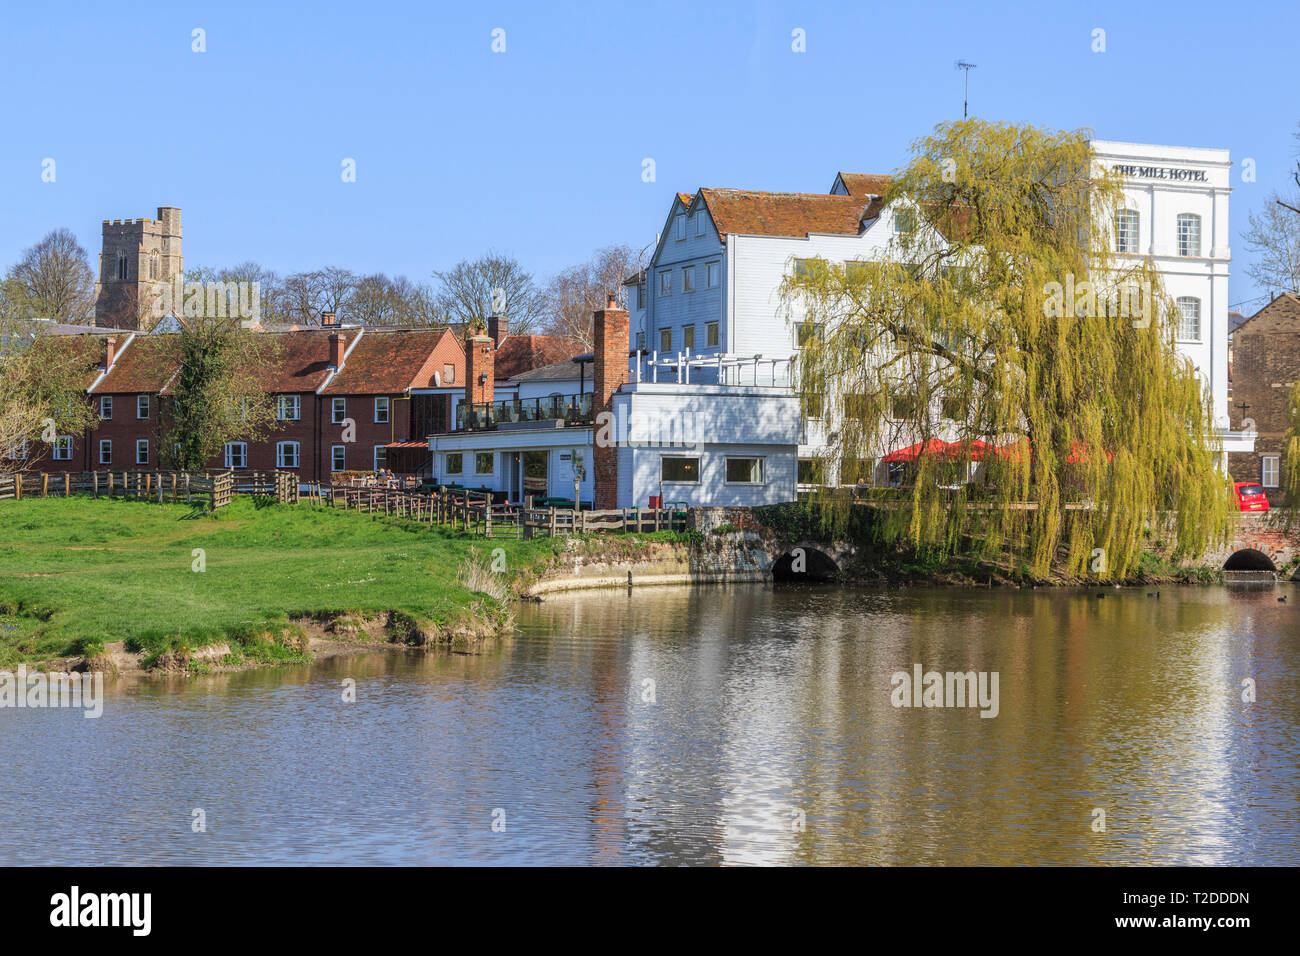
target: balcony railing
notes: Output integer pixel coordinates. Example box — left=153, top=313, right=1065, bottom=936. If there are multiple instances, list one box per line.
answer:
left=456, top=392, right=593, bottom=431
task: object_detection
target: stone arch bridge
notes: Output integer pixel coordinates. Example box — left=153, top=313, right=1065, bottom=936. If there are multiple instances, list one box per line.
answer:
left=691, top=507, right=1300, bottom=581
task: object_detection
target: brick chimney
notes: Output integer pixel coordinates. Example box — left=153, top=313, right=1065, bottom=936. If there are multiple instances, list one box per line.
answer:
left=320, top=311, right=337, bottom=327
left=101, top=335, right=117, bottom=371
left=465, top=332, right=495, bottom=406
left=593, top=293, right=629, bottom=510
left=487, top=314, right=508, bottom=347
left=328, top=332, right=345, bottom=371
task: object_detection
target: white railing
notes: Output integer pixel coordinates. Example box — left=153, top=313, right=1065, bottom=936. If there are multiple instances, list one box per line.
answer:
left=629, top=350, right=794, bottom=388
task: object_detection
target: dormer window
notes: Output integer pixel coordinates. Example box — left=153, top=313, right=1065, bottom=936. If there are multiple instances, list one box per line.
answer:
left=674, top=214, right=686, bottom=240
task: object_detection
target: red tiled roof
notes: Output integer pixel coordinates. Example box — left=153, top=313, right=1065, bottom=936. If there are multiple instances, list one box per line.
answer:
left=698, top=188, right=875, bottom=240
left=323, top=328, right=455, bottom=394
left=698, top=173, right=970, bottom=243
left=259, top=329, right=353, bottom=393
left=493, top=334, right=584, bottom=380
left=835, top=172, right=893, bottom=197
left=24, top=333, right=108, bottom=390
left=91, top=334, right=183, bottom=394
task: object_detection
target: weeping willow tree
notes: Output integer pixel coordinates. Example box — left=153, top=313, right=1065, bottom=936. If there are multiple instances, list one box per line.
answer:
left=782, top=120, right=1228, bottom=578
left=1283, top=380, right=1300, bottom=506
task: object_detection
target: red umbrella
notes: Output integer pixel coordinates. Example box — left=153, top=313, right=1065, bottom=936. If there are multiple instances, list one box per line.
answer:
left=946, top=439, right=993, bottom=461
left=881, top=438, right=951, bottom=462
left=1066, top=440, right=1115, bottom=464
left=991, top=439, right=1113, bottom=464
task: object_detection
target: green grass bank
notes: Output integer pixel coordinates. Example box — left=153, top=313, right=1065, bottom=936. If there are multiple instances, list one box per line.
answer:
left=0, top=495, right=586, bottom=670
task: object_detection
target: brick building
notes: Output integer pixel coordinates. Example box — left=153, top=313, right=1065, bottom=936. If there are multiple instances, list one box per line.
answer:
left=1228, top=292, right=1300, bottom=503
left=88, top=334, right=183, bottom=470
left=17, top=321, right=576, bottom=483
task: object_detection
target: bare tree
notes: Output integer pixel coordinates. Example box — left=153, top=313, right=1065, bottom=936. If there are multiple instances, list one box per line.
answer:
left=1243, top=201, right=1300, bottom=294
left=432, top=252, right=545, bottom=335
left=278, top=267, right=358, bottom=325
left=10, top=228, right=94, bottom=323
left=542, top=244, right=642, bottom=349
left=1243, top=123, right=1300, bottom=294
left=349, top=274, right=406, bottom=326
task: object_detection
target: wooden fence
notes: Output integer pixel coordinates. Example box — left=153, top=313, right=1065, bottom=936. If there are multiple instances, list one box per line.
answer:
left=1, top=471, right=682, bottom=534
left=324, top=485, right=686, bottom=538
left=0, top=470, right=297, bottom=510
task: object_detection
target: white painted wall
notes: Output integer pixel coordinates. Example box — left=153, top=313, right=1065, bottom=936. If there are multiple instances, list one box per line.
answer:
left=1092, top=140, right=1233, bottom=428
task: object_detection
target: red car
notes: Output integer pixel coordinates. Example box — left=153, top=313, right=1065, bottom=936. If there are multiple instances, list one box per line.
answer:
left=1232, top=481, right=1270, bottom=512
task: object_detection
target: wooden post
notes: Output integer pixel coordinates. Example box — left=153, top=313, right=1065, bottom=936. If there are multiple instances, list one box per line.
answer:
left=42, top=473, right=48, bottom=497
left=64, top=473, right=70, bottom=497
left=549, top=506, right=556, bottom=537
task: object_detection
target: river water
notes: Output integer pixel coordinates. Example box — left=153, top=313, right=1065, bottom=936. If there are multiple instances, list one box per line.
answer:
left=2, top=583, right=1297, bottom=865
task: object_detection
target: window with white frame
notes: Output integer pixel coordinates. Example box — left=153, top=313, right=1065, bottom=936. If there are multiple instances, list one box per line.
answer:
left=99, top=439, right=111, bottom=464
left=725, top=457, right=764, bottom=484
left=100, top=396, right=113, bottom=420
left=1177, top=213, right=1201, bottom=257
left=706, top=261, right=719, bottom=288
left=276, top=441, right=300, bottom=468
left=225, top=442, right=247, bottom=469
left=674, top=214, right=685, bottom=240
left=331, top=445, right=346, bottom=472
left=136, top=394, right=150, bottom=419
left=7, top=439, right=28, bottom=460
left=475, top=452, right=494, bottom=474
left=658, top=270, right=671, bottom=297
left=661, top=456, right=699, bottom=483
left=794, top=321, right=822, bottom=348
left=894, top=209, right=916, bottom=235
left=1175, top=297, right=1202, bottom=341
left=277, top=395, right=300, bottom=421
left=1262, top=456, right=1280, bottom=488
left=793, top=258, right=816, bottom=279
left=682, top=266, right=695, bottom=293
left=331, top=397, right=346, bottom=424
left=135, top=439, right=149, bottom=465
left=53, top=436, right=73, bottom=460
left=374, top=396, right=390, bottom=423
left=373, top=446, right=387, bottom=471
left=1116, top=209, right=1139, bottom=253
left=446, top=452, right=463, bottom=474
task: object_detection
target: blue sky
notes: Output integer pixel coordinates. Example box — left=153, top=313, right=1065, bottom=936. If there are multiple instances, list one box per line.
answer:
left=2, top=0, right=1296, bottom=312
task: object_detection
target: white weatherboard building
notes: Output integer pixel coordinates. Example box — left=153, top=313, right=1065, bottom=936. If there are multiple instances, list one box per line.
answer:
left=428, top=140, right=1251, bottom=508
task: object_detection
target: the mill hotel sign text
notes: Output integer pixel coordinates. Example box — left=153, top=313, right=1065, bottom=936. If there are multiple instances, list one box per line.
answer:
left=1111, top=164, right=1209, bottom=182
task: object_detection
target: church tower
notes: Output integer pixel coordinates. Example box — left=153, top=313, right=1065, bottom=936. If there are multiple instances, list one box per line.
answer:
left=93, top=206, right=183, bottom=329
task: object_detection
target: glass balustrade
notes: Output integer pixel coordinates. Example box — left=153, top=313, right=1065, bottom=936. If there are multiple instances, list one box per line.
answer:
left=456, top=392, right=594, bottom=431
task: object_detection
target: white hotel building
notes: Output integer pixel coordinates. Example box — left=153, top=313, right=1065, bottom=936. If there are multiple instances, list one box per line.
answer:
left=428, top=141, right=1253, bottom=508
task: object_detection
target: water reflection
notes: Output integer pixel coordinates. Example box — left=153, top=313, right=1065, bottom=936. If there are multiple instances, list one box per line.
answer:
left=0, top=584, right=1296, bottom=865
